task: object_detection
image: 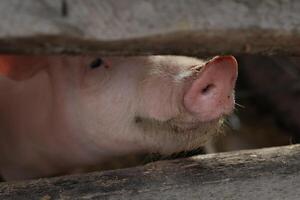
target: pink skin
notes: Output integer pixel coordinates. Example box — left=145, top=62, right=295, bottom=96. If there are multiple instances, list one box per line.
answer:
left=184, top=56, right=238, bottom=122
left=0, top=55, right=237, bottom=180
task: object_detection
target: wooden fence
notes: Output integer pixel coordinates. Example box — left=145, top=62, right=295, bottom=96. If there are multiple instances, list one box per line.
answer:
left=0, top=0, right=300, bottom=56
left=1, top=0, right=300, bottom=199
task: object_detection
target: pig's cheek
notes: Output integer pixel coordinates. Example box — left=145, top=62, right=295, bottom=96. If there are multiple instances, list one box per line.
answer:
left=139, top=77, right=181, bottom=121
left=80, top=66, right=111, bottom=91
left=78, top=75, right=145, bottom=153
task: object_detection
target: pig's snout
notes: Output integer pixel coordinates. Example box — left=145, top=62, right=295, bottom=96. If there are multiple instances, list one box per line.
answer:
left=183, top=56, right=238, bottom=122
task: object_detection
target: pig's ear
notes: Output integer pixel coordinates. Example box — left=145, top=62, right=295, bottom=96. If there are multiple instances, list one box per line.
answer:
left=0, top=55, right=47, bottom=81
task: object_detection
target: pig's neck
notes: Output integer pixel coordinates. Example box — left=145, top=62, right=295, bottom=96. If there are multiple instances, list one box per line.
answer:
left=0, top=69, right=112, bottom=179
left=37, top=67, right=114, bottom=165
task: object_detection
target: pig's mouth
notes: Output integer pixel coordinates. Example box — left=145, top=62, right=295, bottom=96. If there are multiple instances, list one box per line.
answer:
left=170, top=120, right=215, bottom=132
left=134, top=115, right=225, bottom=154
left=134, top=115, right=224, bottom=135
left=168, top=117, right=224, bottom=133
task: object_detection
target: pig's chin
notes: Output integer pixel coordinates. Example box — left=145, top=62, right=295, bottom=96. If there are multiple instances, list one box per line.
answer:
left=134, top=115, right=224, bottom=155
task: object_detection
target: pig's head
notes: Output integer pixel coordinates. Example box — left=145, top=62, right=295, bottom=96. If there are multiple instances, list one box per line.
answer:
left=0, top=55, right=237, bottom=164
left=132, top=56, right=237, bottom=154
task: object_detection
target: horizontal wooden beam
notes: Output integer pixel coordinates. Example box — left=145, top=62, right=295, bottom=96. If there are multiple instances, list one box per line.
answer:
left=1, top=144, right=300, bottom=199
left=0, top=0, right=300, bottom=55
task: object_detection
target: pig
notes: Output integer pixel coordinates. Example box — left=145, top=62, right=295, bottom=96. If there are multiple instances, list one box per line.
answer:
left=0, top=55, right=237, bottom=180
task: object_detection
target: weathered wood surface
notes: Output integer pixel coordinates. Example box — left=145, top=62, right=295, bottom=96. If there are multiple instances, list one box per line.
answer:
left=0, top=0, right=300, bottom=55
left=1, top=144, right=300, bottom=200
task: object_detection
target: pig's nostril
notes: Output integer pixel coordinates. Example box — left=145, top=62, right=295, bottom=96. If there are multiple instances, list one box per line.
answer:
left=201, top=84, right=215, bottom=95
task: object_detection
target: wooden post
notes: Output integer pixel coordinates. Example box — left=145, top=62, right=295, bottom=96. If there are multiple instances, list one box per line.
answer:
left=1, top=144, right=300, bottom=199
left=0, top=0, right=299, bottom=55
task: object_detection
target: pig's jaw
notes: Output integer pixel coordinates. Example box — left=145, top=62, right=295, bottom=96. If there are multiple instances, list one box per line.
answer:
left=133, top=115, right=224, bottom=155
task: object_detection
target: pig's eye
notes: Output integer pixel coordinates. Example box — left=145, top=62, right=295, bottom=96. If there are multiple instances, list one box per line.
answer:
left=89, top=58, right=103, bottom=69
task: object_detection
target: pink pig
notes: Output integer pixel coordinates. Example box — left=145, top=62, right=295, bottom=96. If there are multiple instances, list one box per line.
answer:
left=0, top=55, right=237, bottom=180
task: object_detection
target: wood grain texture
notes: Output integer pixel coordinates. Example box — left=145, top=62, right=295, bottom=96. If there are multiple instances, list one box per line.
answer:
left=1, top=144, right=300, bottom=199
left=0, top=0, right=300, bottom=55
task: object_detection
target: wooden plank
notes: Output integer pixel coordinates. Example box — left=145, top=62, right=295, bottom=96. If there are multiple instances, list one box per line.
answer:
left=1, top=144, right=300, bottom=199
left=0, top=0, right=300, bottom=55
